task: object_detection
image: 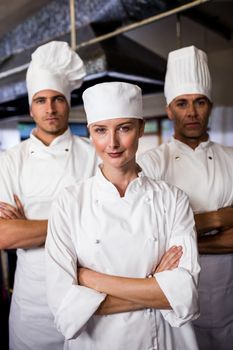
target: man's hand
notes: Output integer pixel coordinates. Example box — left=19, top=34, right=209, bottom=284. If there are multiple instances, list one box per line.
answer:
left=0, top=195, right=47, bottom=249
left=0, top=195, right=26, bottom=220
left=195, top=206, right=233, bottom=236
left=217, top=206, right=233, bottom=229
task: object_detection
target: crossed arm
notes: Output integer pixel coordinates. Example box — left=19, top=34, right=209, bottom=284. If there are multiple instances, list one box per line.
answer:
left=195, top=206, right=233, bottom=254
left=78, top=246, right=183, bottom=315
left=0, top=195, right=47, bottom=249
left=1, top=195, right=232, bottom=255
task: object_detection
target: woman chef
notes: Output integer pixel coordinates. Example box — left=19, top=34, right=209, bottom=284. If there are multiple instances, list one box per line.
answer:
left=45, top=82, right=200, bottom=350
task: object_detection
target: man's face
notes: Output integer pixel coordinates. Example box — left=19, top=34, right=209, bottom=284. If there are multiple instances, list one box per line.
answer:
left=166, top=94, right=212, bottom=145
left=30, top=89, right=70, bottom=144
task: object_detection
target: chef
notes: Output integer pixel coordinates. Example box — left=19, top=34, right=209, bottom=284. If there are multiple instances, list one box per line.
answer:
left=138, top=46, right=233, bottom=350
left=46, top=81, right=200, bottom=350
left=0, top=41, right=98, bottom=350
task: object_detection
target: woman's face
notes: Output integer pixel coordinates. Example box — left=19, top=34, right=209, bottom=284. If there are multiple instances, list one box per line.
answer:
left=89, top=118, right=144, bottom=171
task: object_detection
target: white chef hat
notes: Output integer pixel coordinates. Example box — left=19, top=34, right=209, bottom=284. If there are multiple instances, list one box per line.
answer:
left=82, top=82, right=143, bottom=125
left=164, top=45, right=212, bottom=105
left=26, top=41, right=86, bottom=105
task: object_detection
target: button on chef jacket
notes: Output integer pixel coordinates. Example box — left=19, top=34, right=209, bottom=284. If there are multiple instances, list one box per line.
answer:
left=46, top=166, right=200, bottom=350
left=0, top=128, right=98, bottom=350
left=138, top=138, right=233, bottom=350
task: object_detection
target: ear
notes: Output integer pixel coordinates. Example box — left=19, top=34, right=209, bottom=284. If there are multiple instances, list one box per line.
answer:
left=139, top=120, right=145, bottom=138
left=209, top=101, right=213, bottom=114
left=29, top=108, right=34, bottom=119
left=166, top=105, right=174, bottom=121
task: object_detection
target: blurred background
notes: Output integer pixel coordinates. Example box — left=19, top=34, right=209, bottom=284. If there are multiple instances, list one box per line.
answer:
left=0, top=1, right=233, bottom=347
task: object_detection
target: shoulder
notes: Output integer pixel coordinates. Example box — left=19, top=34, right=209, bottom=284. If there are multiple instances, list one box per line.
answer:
left=145, top=176, right=188, bottom=201
left=3, top=139, right=29, bottom=155
left=210, top=141, right=233, bottom=158
left=138, top=143, right=171, bottom=179
left=72, top=135, right=94, bottom=151
left=139, top=142, right=170, bottom=161
left=70, top=135, right=98, bottom=173
left=71, top=135, right=97, bottom=165
left=0, top=139, right=29, bottom=166
left=143, top=177, right=190, bottom=221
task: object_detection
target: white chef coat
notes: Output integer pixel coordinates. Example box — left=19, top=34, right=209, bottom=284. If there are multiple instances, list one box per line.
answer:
left=138, top=138, right=233, bottom=350
left=46, top=166, right=200, bottom=350
left=0, top=128, right=98, bottom=350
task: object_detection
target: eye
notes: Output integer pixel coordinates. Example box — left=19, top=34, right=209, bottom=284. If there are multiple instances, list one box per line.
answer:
left=55, top=96, right=66, bottom=103
left=119, top=125, right=130, bottom=132
left=93, top=127, right=106, bottom=135
left=176, top=101, right=188, bottom=108
left=118, top=123, right=134, bottom=133
left=195, top=98, right=208, bottom=107
left=34, top=98, right=45, bottom=104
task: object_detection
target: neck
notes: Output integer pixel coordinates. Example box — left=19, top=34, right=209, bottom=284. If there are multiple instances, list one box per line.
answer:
left=33, top=128, right=67, bottom=146
left=174, top=134, right=209, bottom=150
left=101, top=162, right=140, bottom=197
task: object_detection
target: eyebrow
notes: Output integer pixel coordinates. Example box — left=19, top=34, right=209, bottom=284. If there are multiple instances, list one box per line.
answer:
left=195, top=97, right=208, bottom=101
left=92, top=121, right=134, bottom=127
left=33, top=94, right=65, bottom=101
left=175, top=96, right=208, bottom=103
left=175, top=99, right=186, bottom=103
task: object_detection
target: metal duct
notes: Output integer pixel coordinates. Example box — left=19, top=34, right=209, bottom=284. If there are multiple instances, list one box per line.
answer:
left=0, top=22, right=166, bottom=117
left=0, top=0, right=206, bottom=118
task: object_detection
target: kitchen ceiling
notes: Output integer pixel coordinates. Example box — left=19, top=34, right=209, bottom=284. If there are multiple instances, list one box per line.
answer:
left=0, top=0, right=232, bottom=41
left=0, top=0, right=52, bottom=40
left=0, top=0, right=232, bottom=119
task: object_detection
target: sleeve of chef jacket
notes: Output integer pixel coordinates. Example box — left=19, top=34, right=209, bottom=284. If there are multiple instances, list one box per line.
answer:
left=154, top=188, right=200, bottom=327
left=45, top=193, right=106, bottom=340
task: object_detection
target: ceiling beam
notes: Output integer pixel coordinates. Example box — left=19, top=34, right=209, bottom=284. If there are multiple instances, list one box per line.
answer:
left=183, top=8, right=232, bottom=40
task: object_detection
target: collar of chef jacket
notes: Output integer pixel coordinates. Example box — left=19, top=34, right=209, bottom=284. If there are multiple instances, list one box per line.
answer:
left=170, top=136, right=211, bottom=153
left=95, top=165, right=149, bottom=202
left=28, top=127, right=72, bottom=156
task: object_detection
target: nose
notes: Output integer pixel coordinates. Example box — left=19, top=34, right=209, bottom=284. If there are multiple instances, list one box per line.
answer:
left=187, top=102, right=197, bottom=118
left=109, top=131, right=119, bottom=148
left=46, top=99, right=56, bottom=114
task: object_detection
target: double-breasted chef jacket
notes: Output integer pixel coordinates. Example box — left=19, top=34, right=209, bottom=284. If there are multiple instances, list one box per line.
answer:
left=138, top=138, right=233, bottom=350
left=46, top=166, right=200, bottom=350
left=0, top=128, right=98, bottom=350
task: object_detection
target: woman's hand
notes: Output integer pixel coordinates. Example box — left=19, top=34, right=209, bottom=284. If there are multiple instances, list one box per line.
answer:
left=78, top=245, right=183, bottom=288
left=78, top=245, right=183, bottom=292
left=154, top=245, right=183, bottom=273
left=78, top=267, right=99, bottom=289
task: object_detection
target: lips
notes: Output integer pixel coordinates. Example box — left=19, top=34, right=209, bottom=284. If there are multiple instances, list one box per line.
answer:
left=46, top=117, right=59, bottom=122
left=185, top=122, right=200, bottom=128
left=108, top=152, right=123, bottom=158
